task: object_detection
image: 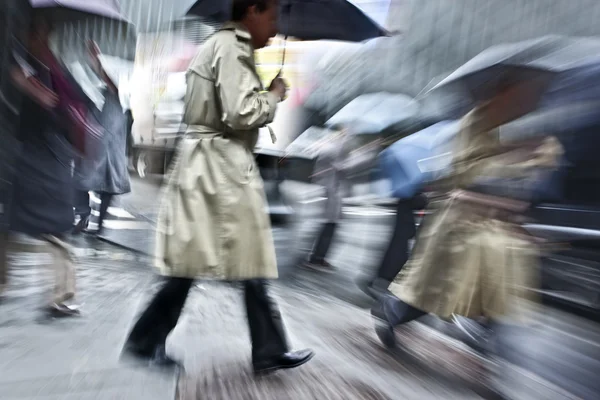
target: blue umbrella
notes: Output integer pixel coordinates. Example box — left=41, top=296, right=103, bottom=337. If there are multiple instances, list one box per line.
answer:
left=377, top=120, right=460, bottom=199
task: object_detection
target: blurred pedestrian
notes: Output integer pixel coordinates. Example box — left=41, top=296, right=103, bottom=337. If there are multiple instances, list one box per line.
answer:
left=121, top=0, right=314, bottom=372
left=302, top=130, right=347, bottom=272
left=6, top=15, right=92, bottom=317
left=372, top=79, right=564, bottom=349
left=74, top=41, right=131, bottom=235
left=356, top=193, right=427, bottom=297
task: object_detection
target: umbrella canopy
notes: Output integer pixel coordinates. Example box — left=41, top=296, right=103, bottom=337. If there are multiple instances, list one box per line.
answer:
left=500, top=102, right=600, bottom=142
left=377, top=120, right=459, bottom=199
left=325, top=92, right=420, bottom=135
left=286, top=126, right=337, bottom=159
left=30, top=0, right=131, bottom=23
left=31, top=0, right=136, bottom=60
left=186, top=0, right=388, bottom=42
left=430, top=35, right=600, bottom=111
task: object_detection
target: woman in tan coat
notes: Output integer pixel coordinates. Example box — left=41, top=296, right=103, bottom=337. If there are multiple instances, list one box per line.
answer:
left=121, top=0, right=313, bottom=372
left=372, top=81, right=563, bottom=349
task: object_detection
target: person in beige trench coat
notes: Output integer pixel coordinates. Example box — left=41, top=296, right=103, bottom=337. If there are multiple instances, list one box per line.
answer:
left=371, top=82, right=564, bottom=350
left=121, top=0, right=313, bottom=373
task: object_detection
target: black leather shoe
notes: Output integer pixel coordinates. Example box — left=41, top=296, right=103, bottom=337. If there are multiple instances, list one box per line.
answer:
left=121, top=342, right=179, bottom=369
left=371, top=299, right=396, bottom=349
left=253, top=349, right=314, bottom=374
left=150, top=344, right=179, bottom=367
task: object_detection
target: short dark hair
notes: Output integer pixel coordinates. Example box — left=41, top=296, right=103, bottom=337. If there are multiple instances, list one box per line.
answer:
left=231, top=0, right=274, bottom=21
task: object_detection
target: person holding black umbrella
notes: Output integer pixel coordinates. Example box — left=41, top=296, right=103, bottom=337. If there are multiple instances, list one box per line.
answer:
left=121, top=0, right=314, bottom=372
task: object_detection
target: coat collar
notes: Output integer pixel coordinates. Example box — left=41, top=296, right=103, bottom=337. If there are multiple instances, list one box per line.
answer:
left=220, top=22, right=253, bottom=42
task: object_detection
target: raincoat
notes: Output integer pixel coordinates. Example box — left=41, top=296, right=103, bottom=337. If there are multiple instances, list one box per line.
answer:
left=155, top=22, right=280, bottom=280
left=390, top=107, right=563, bottom=322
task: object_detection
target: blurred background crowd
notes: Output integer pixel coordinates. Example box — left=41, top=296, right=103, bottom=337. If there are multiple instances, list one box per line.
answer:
left=1, top=1, right=600, bottom=399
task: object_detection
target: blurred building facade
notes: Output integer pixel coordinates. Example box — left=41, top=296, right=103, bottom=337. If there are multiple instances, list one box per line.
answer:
left=306, top=0, right=600, bottom=119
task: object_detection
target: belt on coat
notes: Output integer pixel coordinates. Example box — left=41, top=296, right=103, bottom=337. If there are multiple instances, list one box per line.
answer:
left=180, top=125, right=254, bottom=185
left=186, top=124, right=276, bottom=144
left=185, top=125, right=222, bottom=137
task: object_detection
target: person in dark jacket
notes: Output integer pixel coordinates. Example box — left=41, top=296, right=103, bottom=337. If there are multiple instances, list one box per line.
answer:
left=74, top=41, right=131, bottom=235
left=7, top=15, right=88, bottom=316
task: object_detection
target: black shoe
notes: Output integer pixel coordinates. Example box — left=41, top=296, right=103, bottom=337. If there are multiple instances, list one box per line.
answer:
left=302, top=260, right=336, bottom=273
left=253, top=349, right=314, bottom=374
left=356, top=276, right=391, bottom=300
left=371, top=298, right=396, bottom=349
left=121, top=342, right=180, bottom=368
left=73, top=214, right=90, bottom=234
left=149, top=344, right=179, bottom=367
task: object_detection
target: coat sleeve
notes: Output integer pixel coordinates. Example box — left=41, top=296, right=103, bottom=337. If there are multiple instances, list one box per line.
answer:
left=212, top=38, right=279, bottom=131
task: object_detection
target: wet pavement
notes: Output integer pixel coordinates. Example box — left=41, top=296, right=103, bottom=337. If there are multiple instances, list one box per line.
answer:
left=0, top=236, right=178, bottom=400
left=2, top=176, right=599, bottom=399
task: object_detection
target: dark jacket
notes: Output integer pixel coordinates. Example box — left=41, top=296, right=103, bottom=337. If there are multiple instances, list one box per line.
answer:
left=74, top=88, right=131, bottom=195
left=9, top=42, right=79, bottom=236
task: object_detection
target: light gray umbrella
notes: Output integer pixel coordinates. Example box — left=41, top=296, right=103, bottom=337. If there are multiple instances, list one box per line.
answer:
left=30, top=0, right=131, bottom=21
left=430, top=35, right=600, bottom=110
left=30, top=0, right=137, bottom=60
left=500, top=102, right=600, bottom=142
left=326, top=92, right=420, bottom=135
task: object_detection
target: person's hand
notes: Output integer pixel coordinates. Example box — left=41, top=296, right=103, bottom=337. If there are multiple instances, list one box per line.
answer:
left=28, top=77, right=59, bottom=109
left=268, top=74, right=287, bottom=102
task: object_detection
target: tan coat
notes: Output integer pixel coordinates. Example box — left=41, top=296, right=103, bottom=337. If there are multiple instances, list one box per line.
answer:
left=390, top=108, right=563, bottom=322
left=155, top=22, right=280, bottom=280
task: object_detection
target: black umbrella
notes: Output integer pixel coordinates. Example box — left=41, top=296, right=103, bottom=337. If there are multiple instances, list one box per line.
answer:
left=186, top=0, right=388, bottom=42
left=187, top=0, right=388, bottom=71
left=430, top=35, right=600, bottom=111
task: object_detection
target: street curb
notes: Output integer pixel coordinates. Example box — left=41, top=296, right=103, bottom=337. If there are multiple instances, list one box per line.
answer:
left=97, top=234, right=154, bottom=257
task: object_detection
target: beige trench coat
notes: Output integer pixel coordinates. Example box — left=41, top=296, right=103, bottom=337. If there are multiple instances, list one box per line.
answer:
left=390, top=108, right=563, bottom=322
left=155, top=22, right=281, bottom=280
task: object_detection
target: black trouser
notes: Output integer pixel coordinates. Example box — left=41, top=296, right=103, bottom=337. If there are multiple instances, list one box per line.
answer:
left=386, top=297, right=427, bottom=326
left=373, top=200, right=417, bottom=284
left=309, top=222, right=337, bottom=263
left=125, top=277, right=289, bottom=363
left=96, top=192, right=113, bottom=233
left=75, top=190, right=91, bottom=217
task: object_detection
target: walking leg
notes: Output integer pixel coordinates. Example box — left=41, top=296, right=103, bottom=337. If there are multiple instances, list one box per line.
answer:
left=124, top=277, right=193, bottom=360
left=73, top=191, right=91, bottom=233
left=305, top=222, right=337, bottom=272
left=44, top=235, right=79, bottom=317
left=97, top=192, right=114, bottom=234
left=358, top=200, right=415, bottom=296
left=375, top=200, right=415, bottom=284
left=244, top=279, right=313, bottom=373
left=0, top=231, right=9, bottom=296
left=371, top=294, right=427, bottom=349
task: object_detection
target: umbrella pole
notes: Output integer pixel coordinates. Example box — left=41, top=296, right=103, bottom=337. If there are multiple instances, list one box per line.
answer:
left=280, top=35, right=288, bottom=75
